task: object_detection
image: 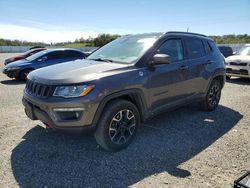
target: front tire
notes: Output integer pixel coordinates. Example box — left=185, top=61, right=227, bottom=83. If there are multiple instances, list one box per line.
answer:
left=200, top=79, right=222, bottom=111
left=94, top=99, right=140, bottom=151
left=19, top=69, right=32, bottom=81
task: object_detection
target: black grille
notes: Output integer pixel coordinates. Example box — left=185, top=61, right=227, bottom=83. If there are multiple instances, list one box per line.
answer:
left=26, top=80, right=53, bottom=98
left=230, top=62, right=247, bottom=66
left=226, top=68, right=249, bottom=75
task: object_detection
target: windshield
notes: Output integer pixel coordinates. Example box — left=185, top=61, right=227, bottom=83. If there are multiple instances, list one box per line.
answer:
left=87, top=34, right=161, bottom=64
left=238, top=46, right=250, bottom=56
left=26, top=50, right=48, bottom=61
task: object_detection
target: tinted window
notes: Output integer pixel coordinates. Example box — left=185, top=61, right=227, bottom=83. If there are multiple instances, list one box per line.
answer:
left=204, top=41, right=213, bottom=54
left=156, top=39, right=184, bottom=62
left=46, top=51, right=65, bottom=60
left=186, top=38, right=205, bottom=59
left=208, top=41, right=219, bottom=53
left=64, top=50, right=85, bottom=58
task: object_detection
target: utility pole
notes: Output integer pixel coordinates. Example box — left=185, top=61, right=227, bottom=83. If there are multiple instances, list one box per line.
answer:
left=187, top=27, right=189, bottom=32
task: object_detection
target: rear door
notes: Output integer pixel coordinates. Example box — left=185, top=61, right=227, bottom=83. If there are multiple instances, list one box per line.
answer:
left=183, top=37, right=208, bottom=95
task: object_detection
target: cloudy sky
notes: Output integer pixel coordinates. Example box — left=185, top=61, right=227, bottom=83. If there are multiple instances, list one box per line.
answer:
left=0, top=0, right=249, bottom=43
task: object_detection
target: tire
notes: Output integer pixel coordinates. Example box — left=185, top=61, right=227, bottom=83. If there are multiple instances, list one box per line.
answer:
left=19, top=69, right=33, bottom=81
left=94, top=99, right=140, bottom=151
left=200, top=79, right=222, bottom=111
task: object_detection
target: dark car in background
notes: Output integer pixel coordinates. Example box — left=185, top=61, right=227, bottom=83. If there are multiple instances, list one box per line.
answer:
left=218, top=46, right=234, bottom=57
left=4, top=48, right=46, bottom=65
left=3, top=48, right=86, bottom=80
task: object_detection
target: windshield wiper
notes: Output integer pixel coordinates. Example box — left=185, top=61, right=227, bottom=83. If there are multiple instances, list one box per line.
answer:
left=88, top=58, right=113, bottom=63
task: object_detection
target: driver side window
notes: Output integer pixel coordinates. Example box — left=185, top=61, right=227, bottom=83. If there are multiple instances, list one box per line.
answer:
left=46, top=51, right=64, bottom=60
left=156, top=39, right=184, bottom=62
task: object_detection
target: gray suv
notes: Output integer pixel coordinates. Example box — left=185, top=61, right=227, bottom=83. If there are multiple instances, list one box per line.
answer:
left=22, top=32, right=226, bottom=151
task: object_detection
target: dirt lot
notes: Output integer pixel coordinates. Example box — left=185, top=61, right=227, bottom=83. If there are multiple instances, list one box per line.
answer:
left=0, top=53, right=249, bottom=188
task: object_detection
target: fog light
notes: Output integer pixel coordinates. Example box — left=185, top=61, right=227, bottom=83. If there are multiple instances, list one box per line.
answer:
left=53, top=108, right=84, bottom=121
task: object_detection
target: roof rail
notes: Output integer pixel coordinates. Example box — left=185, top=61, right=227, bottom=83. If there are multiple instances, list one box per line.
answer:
left=166, top=31, right=207, bottom=37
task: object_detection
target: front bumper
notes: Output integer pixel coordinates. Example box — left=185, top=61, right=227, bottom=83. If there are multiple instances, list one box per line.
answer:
left=22, top=90, right=100, bottom=132
left=2, top=68, right=20, bottom=78
left=226, top=64, right=250, bottom=78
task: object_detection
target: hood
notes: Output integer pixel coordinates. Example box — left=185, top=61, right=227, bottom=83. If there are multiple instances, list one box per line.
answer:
left=225, top=55, right=250, bottom=63
left=28, top=59, right=130, bottom=85
left=5, top=55, right=25, bottom=63
left=5, top=59, right=31, bottom=67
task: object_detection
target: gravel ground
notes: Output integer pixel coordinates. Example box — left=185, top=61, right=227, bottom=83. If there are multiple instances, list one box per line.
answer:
left=0, top=53, right=249, bottom=188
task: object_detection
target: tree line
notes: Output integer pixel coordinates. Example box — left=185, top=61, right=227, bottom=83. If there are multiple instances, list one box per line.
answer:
left=209, top=34, right=250, bottom=44
left=56, top=34, right=120, bottom=47
left=1, top=34, right=250, bottom=47
left=0, top=38, right=47, bottom=47
left=0, top=34, right=120, bottom=47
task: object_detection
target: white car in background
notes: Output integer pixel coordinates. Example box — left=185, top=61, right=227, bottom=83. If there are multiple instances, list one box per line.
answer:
left=225, top=44, right=250, bottom=79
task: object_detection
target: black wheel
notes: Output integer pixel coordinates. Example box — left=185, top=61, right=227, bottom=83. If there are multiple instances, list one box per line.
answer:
left=200, top=79, right=221, bottom=111
left=19, top=69, right=32, bottom=81
left=94, top=99, right=140, bottom=151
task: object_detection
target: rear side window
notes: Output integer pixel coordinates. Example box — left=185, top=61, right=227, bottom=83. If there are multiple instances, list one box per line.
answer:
left=186, top=38, right=205, bottom=59
left=208, top=41, right=219, bottom=53
left=64, top=50, right=85, bottom=58
left=155, top=39, right=184, bottom=62
left=204, top=41, right=213, bottom=54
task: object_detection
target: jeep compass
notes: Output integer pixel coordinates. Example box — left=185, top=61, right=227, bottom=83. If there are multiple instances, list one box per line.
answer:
left=22, top=32, right=225, bottom=151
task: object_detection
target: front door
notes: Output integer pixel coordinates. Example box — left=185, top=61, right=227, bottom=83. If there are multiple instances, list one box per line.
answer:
left=147, top=38, right=191, bottom=112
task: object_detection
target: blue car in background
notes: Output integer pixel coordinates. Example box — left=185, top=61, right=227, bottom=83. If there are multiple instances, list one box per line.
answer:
left=3, top=48, right=87, bottom=80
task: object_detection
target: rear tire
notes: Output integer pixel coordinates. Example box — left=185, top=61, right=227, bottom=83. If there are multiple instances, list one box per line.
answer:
left=200, top=79, right=221, bottom=111
left=94, top=99, right=140, bottom=151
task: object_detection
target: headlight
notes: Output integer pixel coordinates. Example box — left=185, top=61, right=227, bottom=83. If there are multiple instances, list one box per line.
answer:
left=53, top=85, right=94, bottom=98
left=7, top=67, right=20, bottom=71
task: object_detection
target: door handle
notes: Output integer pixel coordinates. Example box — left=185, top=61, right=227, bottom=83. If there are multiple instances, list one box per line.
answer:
left=206, top=60, right=214, bottom=65
left=179, top=65, right=189, bottom=70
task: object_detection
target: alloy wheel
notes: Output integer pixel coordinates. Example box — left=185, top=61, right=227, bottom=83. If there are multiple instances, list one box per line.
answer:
left=109, top=109, right=136, bottom=145
left=208, top=84, right=221, bottom=107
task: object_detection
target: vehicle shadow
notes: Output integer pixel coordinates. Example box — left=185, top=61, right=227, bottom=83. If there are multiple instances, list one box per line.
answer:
left=0, top=79, right=25, bottom=85
left=226, top=77, right=250, bottom=85
left=11, top=105, right=242, bottom=187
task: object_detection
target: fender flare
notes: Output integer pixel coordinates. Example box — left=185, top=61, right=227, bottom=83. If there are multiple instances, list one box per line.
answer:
left=92, top=88, right=148, bottom=126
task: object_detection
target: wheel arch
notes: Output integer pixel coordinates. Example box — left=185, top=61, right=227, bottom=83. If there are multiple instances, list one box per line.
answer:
left=205, top=70, right=225, bottom=93
left=92, top=89, right=148, bottom=127
left=18, top=67, right=35, bottom=80
left=213, top=75, right=225, bottom=88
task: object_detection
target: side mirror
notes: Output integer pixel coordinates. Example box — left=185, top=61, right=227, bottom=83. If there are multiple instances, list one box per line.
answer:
left=151, top=54, right=171, bottom=65
left=37, top=56, right=47, bottom=62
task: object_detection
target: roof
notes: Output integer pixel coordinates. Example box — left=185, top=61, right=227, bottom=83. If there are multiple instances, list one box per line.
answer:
left=123, top=32, right=164, bottom=39
left=124, top=31, right=209, bottom=40
left=45, top=48, right=84, bottom=52
left=166, top=31, right=207, bottom=37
